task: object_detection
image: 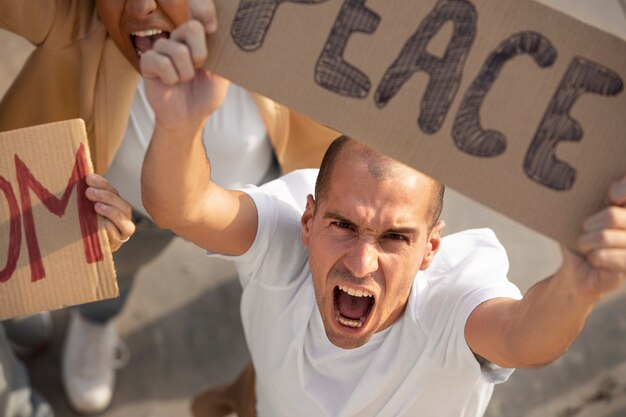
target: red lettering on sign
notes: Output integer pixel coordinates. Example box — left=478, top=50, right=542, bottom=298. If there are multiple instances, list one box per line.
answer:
left=0, top=176, right=21, bottom=282
left=15, top=143, right=103, bottom=282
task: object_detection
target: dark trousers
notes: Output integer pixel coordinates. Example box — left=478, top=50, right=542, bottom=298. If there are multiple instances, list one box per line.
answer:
left=77, top=211, right=174, bottom=323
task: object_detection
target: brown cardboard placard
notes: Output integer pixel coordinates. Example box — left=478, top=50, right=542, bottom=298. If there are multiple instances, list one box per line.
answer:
left=0, top=119, right=117, bottom=320
left=205, top=0, right=626, bottom=247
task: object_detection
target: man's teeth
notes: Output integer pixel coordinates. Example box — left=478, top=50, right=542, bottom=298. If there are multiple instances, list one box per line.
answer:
left=132, top=28, right=163, bottom=37
left=338, top=285, right=373, bottom=298
left=335, top=311, right=363, bottom=328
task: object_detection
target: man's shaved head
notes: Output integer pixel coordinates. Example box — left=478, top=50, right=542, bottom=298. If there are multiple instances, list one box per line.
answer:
left=315, top=136, right=445, bottom=230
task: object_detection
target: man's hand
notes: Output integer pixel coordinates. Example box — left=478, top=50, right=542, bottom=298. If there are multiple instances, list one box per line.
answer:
left=85, top=174, right=135, bottom=252
left=140, top=19, right=229, bottom=135
left=188, top=0, right=218, bottom=34
left=466, top=175, right=626, bottom=368
left=565, top=175, right=626, bottom=298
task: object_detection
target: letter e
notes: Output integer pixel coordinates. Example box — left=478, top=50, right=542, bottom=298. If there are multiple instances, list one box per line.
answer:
left=315, top=0, right=381, bottom=98
left=525, top=57, right=623, bottom=191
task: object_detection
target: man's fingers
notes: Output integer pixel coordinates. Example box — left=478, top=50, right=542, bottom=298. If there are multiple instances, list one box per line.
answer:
left=577, top=180, right=626, bottom=281
left=578, top=229, right=626, bottom=254
left=582, top=206, right=626, bottom=232
left=152, top=38, right=196, bottom=82
left=585, top=247, right=626, bottom=272
left=141, top=49, right=180, bottom=85
left=141, top=20, right=207, bottom=84
left=188, top=0, right=218, bottom=33
left=169, top=20, right=208, bottom=69
left=608, top=175, right=626, bottom=206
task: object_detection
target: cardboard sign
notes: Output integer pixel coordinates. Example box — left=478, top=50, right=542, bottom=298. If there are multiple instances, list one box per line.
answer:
left=205, top=0, right=626, bottom=247
left=0, top=119, right=117, bottom=320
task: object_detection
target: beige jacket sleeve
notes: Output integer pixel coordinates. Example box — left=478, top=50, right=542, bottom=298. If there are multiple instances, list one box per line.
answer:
left=0, top=0, right=57, bottom=45
left=253, top=94, right=340, bottom=173
left=0, top=0, right=134, bottom=175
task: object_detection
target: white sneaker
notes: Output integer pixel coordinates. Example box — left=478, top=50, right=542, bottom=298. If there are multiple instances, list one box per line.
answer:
left=61, top=311, right=129, bottom=414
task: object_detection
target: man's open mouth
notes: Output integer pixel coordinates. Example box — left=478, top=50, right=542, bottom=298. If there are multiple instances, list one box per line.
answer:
left=333, top=285, right=375, bottom=328
left=130, top=29, right=170, bottom=57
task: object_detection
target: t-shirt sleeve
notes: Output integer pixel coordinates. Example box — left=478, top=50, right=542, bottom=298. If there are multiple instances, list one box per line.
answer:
left=208, top=169, right=317, bottom=289
left=415, top=229, right=522, bottom=383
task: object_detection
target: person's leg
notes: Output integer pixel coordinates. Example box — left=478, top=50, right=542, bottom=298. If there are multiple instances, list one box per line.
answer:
left=62, top=212, right=174, bottom=414
left=191, top=362, right=256, bottom=417
left=0, top=324, right=54, bottom=417
left=3, top=313, right=53, bottom=357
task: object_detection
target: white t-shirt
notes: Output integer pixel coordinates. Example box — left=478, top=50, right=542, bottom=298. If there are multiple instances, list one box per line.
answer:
left=105, top=80, right=272, bottom=217
left=216, top=169, right=523, bottom=417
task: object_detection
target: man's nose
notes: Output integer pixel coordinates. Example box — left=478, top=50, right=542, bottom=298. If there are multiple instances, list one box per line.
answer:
left=126, top=0, right=158, bottom=18
left=343, top=238, right=379, bottom=278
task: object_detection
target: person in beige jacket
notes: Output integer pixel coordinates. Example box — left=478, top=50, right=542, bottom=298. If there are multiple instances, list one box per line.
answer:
left=0, top=0, right=337, bottom=414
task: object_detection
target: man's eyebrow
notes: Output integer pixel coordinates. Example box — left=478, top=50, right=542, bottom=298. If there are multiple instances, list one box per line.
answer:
left=383, top=227, right=418, bottom=236
left=323, top=211, right=353, bottom=223
left=324, top=211, right=419, bottom=236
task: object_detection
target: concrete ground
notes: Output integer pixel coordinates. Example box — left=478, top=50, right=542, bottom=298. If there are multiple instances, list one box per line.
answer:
left=2, top=1, right=626, bottom=416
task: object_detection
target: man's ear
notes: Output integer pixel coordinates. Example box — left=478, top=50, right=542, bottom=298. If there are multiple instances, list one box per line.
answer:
left=419, top=220, right=445, bottom=270
left=301, top=195, right=316, bottom=248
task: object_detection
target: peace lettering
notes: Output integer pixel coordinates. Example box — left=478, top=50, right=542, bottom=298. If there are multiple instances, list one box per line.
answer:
left=230, top=0, right=623, bottom=191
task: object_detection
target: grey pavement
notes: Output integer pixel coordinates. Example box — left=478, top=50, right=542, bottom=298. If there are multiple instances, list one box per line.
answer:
left=1, top=1, right=626, bottom=416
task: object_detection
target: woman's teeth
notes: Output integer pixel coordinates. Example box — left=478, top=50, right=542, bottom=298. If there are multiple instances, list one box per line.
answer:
left=132, top=28, right=163, bottom=37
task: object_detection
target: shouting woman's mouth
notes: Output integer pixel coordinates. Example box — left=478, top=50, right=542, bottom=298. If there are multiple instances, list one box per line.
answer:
left=130, top=29, right=170, bottom=57
left=333, top=285, right=375, bottom=329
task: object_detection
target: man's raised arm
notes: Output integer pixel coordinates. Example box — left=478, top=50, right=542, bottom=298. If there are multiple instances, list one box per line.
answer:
left=140, top=20, right=258, bottom=256
left=465, top=176, right=626, bottom=369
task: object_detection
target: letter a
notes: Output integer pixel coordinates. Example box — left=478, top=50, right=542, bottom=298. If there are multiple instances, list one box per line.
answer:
left=375, top=0, right=476, bottom=134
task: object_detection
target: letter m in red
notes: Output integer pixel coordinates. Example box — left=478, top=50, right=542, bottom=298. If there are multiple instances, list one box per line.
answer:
left=15, top=143, right=103, bottom=282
